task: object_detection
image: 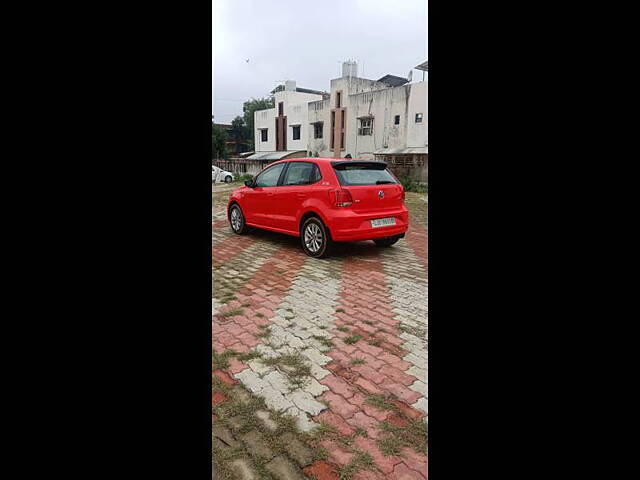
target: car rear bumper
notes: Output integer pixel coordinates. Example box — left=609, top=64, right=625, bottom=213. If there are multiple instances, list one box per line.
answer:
left=327, top=208, right=409, bottom=242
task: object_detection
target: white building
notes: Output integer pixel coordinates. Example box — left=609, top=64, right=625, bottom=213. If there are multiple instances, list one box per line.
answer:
left=250, top=80, right=328, bottom=163
left=251, top=61, right=428, bottom=181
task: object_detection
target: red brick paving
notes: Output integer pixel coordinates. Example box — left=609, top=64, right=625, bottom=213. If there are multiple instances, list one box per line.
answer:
left=390, top=461, right=427, bottom=479
left=212, top=233, right=256, bottom=268
left=212, top=392, right=228, bottom=406
left=307, top=256, right=427, bottom=476
left=405, top=225, right=428, bottom=270
left=303, top=460, right=340, bottom=480
left=213, top=201, right=428, bottom=478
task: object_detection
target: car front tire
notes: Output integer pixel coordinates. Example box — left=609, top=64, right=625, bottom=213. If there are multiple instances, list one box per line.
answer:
left=229, top=204, right=248, bottom=234
left=301, top=217, right=333, bottom=258
left=224, top=175, right=232, bottom=183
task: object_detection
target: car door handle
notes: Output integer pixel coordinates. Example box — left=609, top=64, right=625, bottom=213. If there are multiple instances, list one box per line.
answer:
left=296, top=193, right=307, bottom=198
left=267, top=192, right=275, bottom=196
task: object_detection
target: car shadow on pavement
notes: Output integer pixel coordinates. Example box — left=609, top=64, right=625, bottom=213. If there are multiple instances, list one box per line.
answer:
left=237, top=227, right=389, bottom=260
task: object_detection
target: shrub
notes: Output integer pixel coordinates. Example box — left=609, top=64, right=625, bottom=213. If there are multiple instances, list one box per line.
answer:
left=237, top=173, right=254, bottom=183
left=399, top=176, right=428, bottom=194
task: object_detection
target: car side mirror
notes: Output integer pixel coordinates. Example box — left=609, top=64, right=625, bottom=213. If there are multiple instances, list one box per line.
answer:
left=244, top=179, right=254, bottom=188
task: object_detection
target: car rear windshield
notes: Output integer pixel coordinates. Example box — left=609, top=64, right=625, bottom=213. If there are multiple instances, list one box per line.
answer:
left=332, top=162, right=398, bottom=186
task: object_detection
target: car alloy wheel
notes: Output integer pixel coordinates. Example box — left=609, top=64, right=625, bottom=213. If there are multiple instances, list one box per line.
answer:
left=304, top=223, right=323, bottom=253
left=230, top=206, right=243, bottom=233
left=225, top=175, right=232, bottom=183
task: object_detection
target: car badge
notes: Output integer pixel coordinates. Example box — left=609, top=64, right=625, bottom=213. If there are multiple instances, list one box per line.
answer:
left=378, top=190, right=384, bottom=199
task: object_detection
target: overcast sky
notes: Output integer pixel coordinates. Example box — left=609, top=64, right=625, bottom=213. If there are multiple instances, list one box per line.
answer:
left=212, top=0, right=427, bottom=124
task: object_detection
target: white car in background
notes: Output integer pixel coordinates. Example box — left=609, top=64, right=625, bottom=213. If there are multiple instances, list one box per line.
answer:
left=212, top=165, right=234, bottom=183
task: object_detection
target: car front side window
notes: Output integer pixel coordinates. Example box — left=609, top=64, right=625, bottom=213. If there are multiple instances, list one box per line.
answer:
left=254, top=163, right=286, bottom=187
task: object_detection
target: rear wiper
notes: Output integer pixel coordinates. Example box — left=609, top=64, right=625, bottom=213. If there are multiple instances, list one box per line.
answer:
left=376, top=180, right=394, bottom=184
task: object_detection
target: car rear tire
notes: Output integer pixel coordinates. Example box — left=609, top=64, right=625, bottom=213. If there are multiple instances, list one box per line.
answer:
left=229, top=204, right=248, bottom=234
left=224, top=175, right=232, bottom=183
left=374, top=236, right=400, bottom=247
left=301, top=217, right=333, bottom=258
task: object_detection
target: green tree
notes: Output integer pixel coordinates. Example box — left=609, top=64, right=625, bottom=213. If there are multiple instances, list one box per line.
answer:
left=243, top=97, right=275, bottom=149
left=230, top=116, right=250, bottom=144
left=212, top=123, right=228, bottom=160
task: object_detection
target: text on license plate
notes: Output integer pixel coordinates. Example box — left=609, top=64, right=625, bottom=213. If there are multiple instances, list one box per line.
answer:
left=371, top=217, right=396, bottom=228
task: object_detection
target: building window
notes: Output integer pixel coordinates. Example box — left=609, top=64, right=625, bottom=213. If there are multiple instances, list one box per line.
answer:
left=278, top=102, right=284, bottom=116
left=292, top=125, right=300, bottom=140
left=330, top=111, right=335, bottom=148
left=415, top=113, right=423, bottom=123
left=313, top=122, right=323, bottom=139
left=358, top=117, right=373, bottom=136
left=394, top=115, right=400, bottom=125
left=336, top=92, right=342, bottom=108
left=260, top=129, right=268, bottom=142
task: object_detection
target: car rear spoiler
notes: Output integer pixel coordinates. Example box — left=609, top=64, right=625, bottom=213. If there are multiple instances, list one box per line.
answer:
left=331, top=160, right=388, bottom=170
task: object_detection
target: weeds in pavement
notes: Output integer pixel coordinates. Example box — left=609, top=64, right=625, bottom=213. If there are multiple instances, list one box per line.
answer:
left=397, top=323, right=427, bottom=338
left=213, top=349, right=237, bottom=370
left=365, top=393, right=398, bottom=412
left=367, top=337, right=382, bottom=347
left=350, top=358, right=365, bottom=365
left=255, top=328, right=272, bottom=339
left=261, top=353, right=312, bottom=390
left=335, top=451, right=377, bottom=480
left=337, top=326, right=350, bottom=332
left=213, top=381, right=330, bottom=480
left=377, top=418, right=428, bottom=456
left=312, top=335, right=334, bottom=349
left=344, top=334, right=362, bottom=345
left=220, top=307, right=244, bottom=318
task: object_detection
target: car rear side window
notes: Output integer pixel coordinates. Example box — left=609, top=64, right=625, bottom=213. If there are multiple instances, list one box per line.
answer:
left=332, top=162, right=397, bottom=186
left=282, top=162, right=321, bottom=185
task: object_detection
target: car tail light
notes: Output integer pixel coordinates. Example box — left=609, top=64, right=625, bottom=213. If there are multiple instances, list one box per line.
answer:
left=332, top=189, right=353, bottom=207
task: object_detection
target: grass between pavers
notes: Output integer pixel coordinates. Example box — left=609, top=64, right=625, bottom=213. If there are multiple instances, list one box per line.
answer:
left=397, top=323, right=427, bottom=338
left=335, top=451, right=376, bottom=480
left=261, top=353, right=312, bottom=390
left=364, top=394, right=398, bottom=412
left=256, top=327, right=272, bottom=339
left=214, top=348, right=427, bottom=478
left=363, top=393, right=428, bottom=457
left=367, top=337, right=382, bottom=347
left=214, top=349, right=314, bottom=391
left=306, top=424, right=379, bottom=480
left=350, top=358, right=365, bottom=365
left=213, top=379, right=325, bottom=480
left=220, top=307, right=244, bottom=318
left=377, top=418, right=428, bottom=457
left=312, top=335, right=335, bottom=349
left=213, top=366, right=379, bottom=480
left=343, top=334, right=362, bottom=345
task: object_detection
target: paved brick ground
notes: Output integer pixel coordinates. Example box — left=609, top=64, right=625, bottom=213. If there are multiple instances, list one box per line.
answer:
left=213, top=185, right=428, bottom=479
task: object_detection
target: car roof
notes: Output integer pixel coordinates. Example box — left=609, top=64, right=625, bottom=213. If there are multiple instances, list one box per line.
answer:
left=270, top=157, right=364, bottom=165
left=270, top=157, right=386, bottom=167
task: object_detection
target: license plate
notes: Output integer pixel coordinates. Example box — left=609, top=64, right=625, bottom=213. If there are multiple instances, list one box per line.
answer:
left=371, top=217, right=396, bottom=228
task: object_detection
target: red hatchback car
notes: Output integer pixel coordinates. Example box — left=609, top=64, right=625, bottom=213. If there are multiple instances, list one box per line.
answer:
left=227, top=158, right=409, bottom=258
